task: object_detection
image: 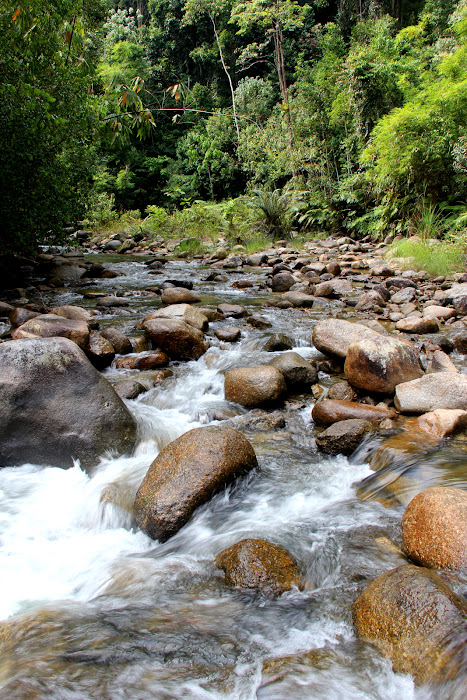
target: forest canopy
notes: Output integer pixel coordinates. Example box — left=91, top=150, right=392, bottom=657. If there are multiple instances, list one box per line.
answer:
left=1, top=0, right=467, bottom=252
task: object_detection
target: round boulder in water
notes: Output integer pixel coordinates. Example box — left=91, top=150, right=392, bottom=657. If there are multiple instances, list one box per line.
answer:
left=402, top=486, right=467, bottom=570
left=269, top=351, right=317, bottom=389
left=215, top=538, right=301, bottom=596
left=0, top=337, right=137, bottom=471
left=134, top=426, right=258, bottom=541
left=224, top=366, right=287, bottom=407
left=353, top=564, right=467, bottom=684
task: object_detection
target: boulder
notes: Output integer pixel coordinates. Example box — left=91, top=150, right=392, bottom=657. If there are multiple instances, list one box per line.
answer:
left=9, top=307, right=40, bottom=327
left=217, top=303, right=249, bottom=318
left=134, top=426, right=257, bottom=541
left=416, top=409, right=467, bottom=439
left=85, top=331, right=115, bottom=369
left=262, top=334, right=294, bottom=352
left=96, top=296, right=129, bottom=308
left=269, top=352, right=317, bottom=389
left=48, top=263, right=86, bottom=283
left=327, top=381, right=356, bottom=401
left=281, top=291, right=315, bottom=307
left=51, top=305, right=94, bottom=322
left=312, top=399, right=397, bottom=426
left=215, top=327, right=241, bottom=342
left=402, top=487, right=467, bottom=570
left=225, top=366, right=287, bottom=407
left=454, top=331, right=467, bottom=354
left=246, top=253, right=268, bottom=266
left=315, top=419, right=372, bottom=455
left=353, top=564, right=467, bottom=684
left=344, top=335, right=423, bottom=394
left=115, top=352, right=170, bottom=371
left=161, top=287, right=200, bottom=305
left=423, top=305, right=456, bottom=321
left=0, top=337, right=137, bottom=470
left=314, top=281, right=334, bottom=298
left=272, top=271, right=296, bottom=292
left=395, top=373, right=467, bottom=413
left=311, top=319, right=381, bottom=359
left=355, top=290, right=385, bottom=311
left=215, top=538, right=301, bottom=596
left=395, top=318, right=439, bottom=334
left=113, top=380, right=148, bottom=400
left=145, top=303, right=208, bottom=331
left=391, top=287, right=416, bottom=304
left=100, top=327, right=133, bottom=355
left=12, top=313, right=90, bottom=350
left=0, top=301, right=14, bottom=318
left=143, top=318, right=208, bottom=361
left=426, top=349, right=458, bottom=374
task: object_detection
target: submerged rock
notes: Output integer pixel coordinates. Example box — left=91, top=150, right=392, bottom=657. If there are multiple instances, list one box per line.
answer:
left=402, top=487, right=467, bottom=570
left=215, top=538, right=301, bottom=596
left=353, top=564, right=467, bottom=684
left=0, top=337, right=137, bottom=470
left=224, top=366, right=287, bottom=407
left=134, top=426, right=258, bottom=541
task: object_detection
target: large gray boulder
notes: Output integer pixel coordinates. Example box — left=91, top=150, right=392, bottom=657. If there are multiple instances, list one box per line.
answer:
left=395, top=372, right=467, bottom=413
left=0, top=337, right=137, bottom=470
left=311, top=319, right=382, bottom=359
left=344, top=335, right=423, bottom=394
left=134, top=426, right=257, bottom=541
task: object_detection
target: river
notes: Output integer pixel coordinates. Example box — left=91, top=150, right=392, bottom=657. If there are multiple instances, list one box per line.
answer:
left=0, top=254, right=465, bottom=699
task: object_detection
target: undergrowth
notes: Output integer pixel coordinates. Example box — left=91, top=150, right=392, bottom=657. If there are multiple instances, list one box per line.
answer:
left=387, top=236, right=466, bottom=277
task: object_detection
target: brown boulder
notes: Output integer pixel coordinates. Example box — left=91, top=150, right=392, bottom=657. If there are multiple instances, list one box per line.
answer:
left=85, top=331, right=115, bottom=369
left=143, top=318, right=208, bottom=361
left=9, top=307, right=40, bottom=327
left=51, top=305, right=94, bottom=322
left=402, top=487, right=467, bottom=570
left=101, top=327, right=133, bottom=355
left=134, top=426, right=258, bottom=540
left=353, top=564, right=467, bottom=684
left=311, top=319, right=381, bottom=359
left=215, top=538, right=301, bottom=596
left=344, top=335, right=423, bottom=394
left=225, top=366, right=287, bottom=407
left=312, top=399, right=397, bottom=426
left=12, top=313, right=90, bottom=350
left=217, top=303, right=249, bottom=318
left=395, top=373, right=467, bottom=413
left=395, top=317, right=439, bottom=334
left=161, top=287, right=200, bottom=305
left=215, top=327, right=241, bottom=342
left=145, top=303, right=208, bottom=331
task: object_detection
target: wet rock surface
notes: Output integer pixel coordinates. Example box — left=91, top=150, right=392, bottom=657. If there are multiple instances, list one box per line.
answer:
left=215, top=538, right=301, bottom=596
left=134, top=426, right=258, bottom=541
left=224, top=366, right=287, bottom=407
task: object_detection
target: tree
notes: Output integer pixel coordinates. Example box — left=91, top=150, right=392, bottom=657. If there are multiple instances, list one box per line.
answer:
left=0, top=1, right=105, bottom=253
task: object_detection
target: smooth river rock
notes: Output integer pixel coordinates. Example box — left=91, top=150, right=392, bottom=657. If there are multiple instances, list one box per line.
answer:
left=143, top=318, right=208, bottom=361
left=353, top=564, right=467, bottom=684
left=134, top=426, right=258, bottom=541
left=269, top=352, right=317, bottom=389
left=312, top=399, right=397, bottom=426
left=315, top=419, right=372, bottom=455
left=0, top=337, right=137, bottom=470
left=224, top=366, right=287, bottom=407
left=215, top=538, right=301, bottom=596
left=395, top=372, right=467, bottom=413
left=144, top=303, right=208, bottom=332
left=161, top=287, right=200, bottom=305
left=402, top=487, right=467, bottom=570
left=344, top=335, right=423, bottom=394
left=12, top=313, right=90, bottom=350
left=311, top=319, right=381, bottom=359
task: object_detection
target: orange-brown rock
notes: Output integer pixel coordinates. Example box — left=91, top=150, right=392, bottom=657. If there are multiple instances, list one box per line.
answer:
left=101, top=327, right=133, bottom=355
left=344, top=335, right=423, bottom=394
left=12, top=313, right=90, bottom=350
left=216, top=538, right=301, bottom=596
left=9, top=307, right=40, bottom=327
left=312, top=399, right=397, bottom=426
left=134, top=426, right=257, bottom=541
left=402, top=487, right=467, bottom=570
left=142, top=318, right=208, bottom=361
left=51, top=305, right=94, bottom=322
left=353, top=564, right=467, bottom=684
left=416, top=409, right=467, bottom=438
left=224, top=366, right=287, bottom=407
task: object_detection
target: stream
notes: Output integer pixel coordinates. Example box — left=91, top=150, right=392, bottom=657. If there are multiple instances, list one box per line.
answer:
left=0, top=254, right=466, bottom=699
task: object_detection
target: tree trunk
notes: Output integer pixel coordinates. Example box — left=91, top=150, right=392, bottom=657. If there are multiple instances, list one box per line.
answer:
left=209, top=12, right=240, bottom=141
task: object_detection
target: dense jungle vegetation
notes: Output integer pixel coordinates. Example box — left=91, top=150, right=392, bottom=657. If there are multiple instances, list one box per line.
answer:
left=1, top=0, right=467, bottom=255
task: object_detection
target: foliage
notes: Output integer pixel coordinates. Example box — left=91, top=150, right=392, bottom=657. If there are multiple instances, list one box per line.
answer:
left=387, top=236, right=466, bottom=276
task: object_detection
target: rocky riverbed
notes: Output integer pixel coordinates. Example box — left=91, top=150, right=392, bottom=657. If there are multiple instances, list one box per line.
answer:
left=0, top=234, right=466, bottom=699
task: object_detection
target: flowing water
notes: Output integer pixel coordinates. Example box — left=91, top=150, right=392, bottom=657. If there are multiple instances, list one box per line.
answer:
left=0, top=255, right=466, bottom=699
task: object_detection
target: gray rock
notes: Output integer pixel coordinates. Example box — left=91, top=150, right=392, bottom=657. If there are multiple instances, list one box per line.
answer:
left=281, top=291, right=315, bottom=307
left=262, top=334, right=294, bottom=352
left=269, top=352, right=317, bottom=389
left=315, top=419, right=372, bottom=455
left=272, top=271, right=296, bottom=292
left=0, top=337, right=137, bottom=470
left=312, top=319, right=382, bottom=359
left=395, top=373, right=467, bottom=413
